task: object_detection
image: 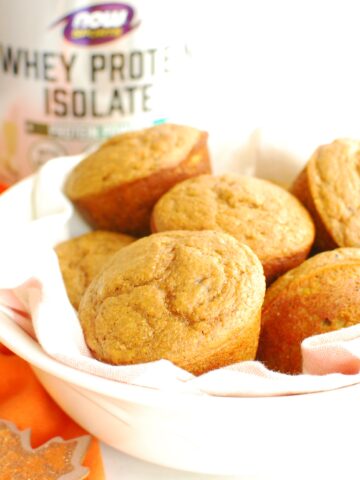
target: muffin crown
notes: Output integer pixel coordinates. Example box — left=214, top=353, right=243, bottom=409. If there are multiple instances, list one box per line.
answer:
left=307, top=138, right=360, bottom=247
left=152, top=173, right=315, bottom=281
left=65, top=124, right=205, bottom=198
left=79, top=230, right=266, bottom=374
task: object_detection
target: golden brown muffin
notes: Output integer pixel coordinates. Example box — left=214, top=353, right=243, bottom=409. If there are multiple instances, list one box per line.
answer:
left=291, top=138, right=360, bottom=251
left=78, top=230, right=266, bottom=375
left=151, top=174, right=315, bottom=283
left=55, top=230, right=135, bottom=310
left=257, top=248, right=360, bottom=374
left=64, top=124, right=211, bottom=236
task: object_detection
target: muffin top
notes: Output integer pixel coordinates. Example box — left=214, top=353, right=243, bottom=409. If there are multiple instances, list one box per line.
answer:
left=264, top=247, right=360, bottom=307
left=259, top=248, right=360, bottom=373
left=304, top=138, right=360, bottom=247
left=55, top=230, right=135, bottom=309
left=78, top=230, right=265, bottom=372
left=65, top=124, right=205, bottom=199
left=152, top=174, right=315, bottom=270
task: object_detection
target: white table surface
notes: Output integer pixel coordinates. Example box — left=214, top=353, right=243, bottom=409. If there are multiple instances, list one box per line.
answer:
left=100, top=443, right=358, bottom=480
left=101, top=443, right=259, bottom=480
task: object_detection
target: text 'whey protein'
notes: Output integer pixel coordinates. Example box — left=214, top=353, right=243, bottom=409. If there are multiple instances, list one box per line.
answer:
left=0, top=0, right=190, bottom=181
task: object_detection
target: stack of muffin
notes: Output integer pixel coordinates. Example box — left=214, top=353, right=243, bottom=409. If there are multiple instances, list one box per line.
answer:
left=56, top=124, right=360, bottom=375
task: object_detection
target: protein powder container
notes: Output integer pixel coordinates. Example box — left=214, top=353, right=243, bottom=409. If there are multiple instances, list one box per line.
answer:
left=0, top=0, right=191, bottom=181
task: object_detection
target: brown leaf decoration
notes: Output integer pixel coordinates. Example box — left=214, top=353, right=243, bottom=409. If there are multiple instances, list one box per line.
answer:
left=0, top=420, right=90, bottom=480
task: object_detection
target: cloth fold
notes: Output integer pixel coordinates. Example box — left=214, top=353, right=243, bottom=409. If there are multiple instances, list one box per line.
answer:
left=1, top=154, right=360, bottom=397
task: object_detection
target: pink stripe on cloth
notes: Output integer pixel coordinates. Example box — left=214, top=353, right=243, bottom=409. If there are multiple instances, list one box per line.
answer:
left=302, top=325, right=360, bottom=375
left=0, top=303, right=35, bottom=338
left=0, top=289, right=29, bottom=313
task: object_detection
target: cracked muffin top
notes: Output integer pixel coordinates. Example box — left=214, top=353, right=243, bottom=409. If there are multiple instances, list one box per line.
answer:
left=55, top=230, right=135, bottom=310
left=291, top=138, right=360, bottom=250
left=78, top=230, right=266, bottom=375
left=151, top=174, right=315, bottom=283
left=65, top=123, right=205, bottom=199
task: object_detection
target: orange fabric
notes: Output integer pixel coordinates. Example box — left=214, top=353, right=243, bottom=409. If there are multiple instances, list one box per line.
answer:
left=0, top=347, right=105, bottom=479
left=0, top=183, right=8, bottom=194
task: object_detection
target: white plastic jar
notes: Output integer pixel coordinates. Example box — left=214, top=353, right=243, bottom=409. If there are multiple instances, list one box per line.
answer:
left=0, top=0, right=190, bottom=181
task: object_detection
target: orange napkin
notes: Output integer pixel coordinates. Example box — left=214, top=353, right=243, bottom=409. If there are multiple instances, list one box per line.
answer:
left=0, top=344, right=105, bottom=479
left=0, top=183, right=8, bottom=194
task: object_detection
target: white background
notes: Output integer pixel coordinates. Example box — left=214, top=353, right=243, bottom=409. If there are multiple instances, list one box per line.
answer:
left=189, top=0, right=360, bottom=139
left=185, top=0, right=360, bottom=183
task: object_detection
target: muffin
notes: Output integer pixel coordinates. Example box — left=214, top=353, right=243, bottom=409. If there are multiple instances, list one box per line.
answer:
left=151, top=174, right=315, bottom=283
left=291, top=138, right=360, bottom=251
left=78, top=230, right=266, bottom=375
left=64, top=124, right=211, bottom=236
left=55, top=230, right=135, bottom=310
left=257, top=248, right=360, bottom=374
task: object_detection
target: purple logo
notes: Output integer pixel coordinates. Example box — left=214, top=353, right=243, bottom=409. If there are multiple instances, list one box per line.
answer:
left=52, top=3, right=139, bottom=46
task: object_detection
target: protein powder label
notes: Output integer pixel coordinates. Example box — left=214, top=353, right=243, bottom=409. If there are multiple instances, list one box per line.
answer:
left=0, top=0, right=190, bottom=181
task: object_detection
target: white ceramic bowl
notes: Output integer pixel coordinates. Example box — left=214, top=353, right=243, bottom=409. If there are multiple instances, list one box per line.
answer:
left=2, top=313, right=360, bottom=477
left=1, top=161, right=360, bottom=477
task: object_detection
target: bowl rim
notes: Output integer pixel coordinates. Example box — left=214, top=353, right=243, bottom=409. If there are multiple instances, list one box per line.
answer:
left=2, top=313, right=360, bottom=408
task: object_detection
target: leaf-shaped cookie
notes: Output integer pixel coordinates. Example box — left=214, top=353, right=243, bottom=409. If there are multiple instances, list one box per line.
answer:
left=0, top=419, right=90, bottom=480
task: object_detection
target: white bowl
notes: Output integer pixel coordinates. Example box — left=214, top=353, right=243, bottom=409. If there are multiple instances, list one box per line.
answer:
left=1, top=313, right=360, bottom=477
left=1, top=159, right=360, bottom=477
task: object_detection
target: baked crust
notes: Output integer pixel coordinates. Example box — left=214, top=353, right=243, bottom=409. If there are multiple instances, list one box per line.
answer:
left=152, top=174, right=315, bottom=283
left=291, top=139, right=360, bottom=250
left=257, top=248, right=360, bottom=373
left=65, top=124, right=211, bottom=236
left=78, top=230, right=266, bottom=375
left=55, top=230, right=135, bottom=309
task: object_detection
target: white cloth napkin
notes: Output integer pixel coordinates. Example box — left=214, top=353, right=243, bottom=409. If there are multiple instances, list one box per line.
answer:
left=1, top=145, right=360, bottom=397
